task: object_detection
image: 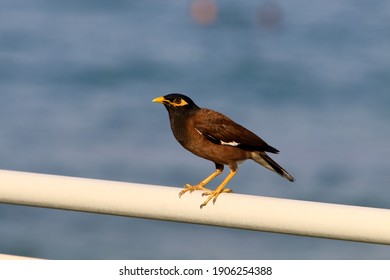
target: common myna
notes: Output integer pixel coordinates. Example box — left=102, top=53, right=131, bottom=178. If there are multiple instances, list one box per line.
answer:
left=153, top=93, right=294, bottom=208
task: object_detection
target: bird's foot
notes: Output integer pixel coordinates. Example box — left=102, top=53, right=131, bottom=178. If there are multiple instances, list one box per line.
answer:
left=200, top=188, right=233, bottom=209
left=178, top=184, right=211, bottom=197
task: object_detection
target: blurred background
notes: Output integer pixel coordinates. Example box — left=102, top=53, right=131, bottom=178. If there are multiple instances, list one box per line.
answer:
left=0, top=0, right=389, bottom=259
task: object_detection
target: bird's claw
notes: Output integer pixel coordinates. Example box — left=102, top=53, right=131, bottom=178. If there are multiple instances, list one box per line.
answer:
left=201, top=188, right=232, bottom=196
left=199, top=188, right=233, bottom=209
left=179, top=183, right=233, bottom=209
left=178, top=184, right=211, bottom=197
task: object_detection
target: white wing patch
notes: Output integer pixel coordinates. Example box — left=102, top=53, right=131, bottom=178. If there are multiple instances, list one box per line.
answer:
left=220, top=140, right=240, bottom=147
left=195, top=128, right=203, bottom=135
left=195, top=127, right=240, bottom=147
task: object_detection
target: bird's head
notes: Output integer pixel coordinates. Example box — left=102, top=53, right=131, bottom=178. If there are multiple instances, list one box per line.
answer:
left=153, top=93, right=199, bottom=112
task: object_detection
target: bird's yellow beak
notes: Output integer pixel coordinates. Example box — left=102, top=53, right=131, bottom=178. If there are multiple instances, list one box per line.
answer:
left=152, top=96, right=166, bottom=104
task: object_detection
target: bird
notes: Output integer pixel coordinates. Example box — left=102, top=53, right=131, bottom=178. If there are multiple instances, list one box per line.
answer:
left=153, top=93, right=294, bottom=208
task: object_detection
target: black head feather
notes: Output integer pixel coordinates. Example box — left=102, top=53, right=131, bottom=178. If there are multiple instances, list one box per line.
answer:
left=162, top=93, right=199, bottom=109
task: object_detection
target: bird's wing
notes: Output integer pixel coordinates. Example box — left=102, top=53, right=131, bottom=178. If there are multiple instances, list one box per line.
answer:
left=194, top=109, right=279, bottom=153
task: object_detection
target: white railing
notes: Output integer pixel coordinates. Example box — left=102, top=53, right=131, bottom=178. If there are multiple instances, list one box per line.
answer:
left=0, top=254, right=41, bottom=260
left=1, top=169, right=390, bottom=249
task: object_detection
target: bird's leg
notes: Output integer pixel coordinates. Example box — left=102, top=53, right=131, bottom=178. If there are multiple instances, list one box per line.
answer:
left=179, top=163, right=224, bottom=197
left=200, top=164, right=237, bottom=209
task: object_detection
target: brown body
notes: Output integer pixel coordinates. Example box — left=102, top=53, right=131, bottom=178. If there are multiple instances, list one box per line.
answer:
left=180, top=109, right=251, bottom=165
left=153, top=94, right=294, bottom=208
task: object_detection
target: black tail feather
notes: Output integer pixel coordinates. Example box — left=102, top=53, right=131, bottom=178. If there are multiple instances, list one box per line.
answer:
left=252, top=152, right=295, bottom=182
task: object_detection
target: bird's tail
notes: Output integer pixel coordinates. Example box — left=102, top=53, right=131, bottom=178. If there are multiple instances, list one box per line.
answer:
left=252, top=152, right=295, bottom=182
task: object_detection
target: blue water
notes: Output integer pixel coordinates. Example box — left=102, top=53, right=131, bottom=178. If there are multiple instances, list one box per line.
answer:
left=1, top=0, right=390, bottom=259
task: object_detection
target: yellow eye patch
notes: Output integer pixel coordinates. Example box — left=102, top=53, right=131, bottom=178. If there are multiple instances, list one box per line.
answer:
left=152, top=96, right=189, bottom=107
left=172, top=98, right=189, bottom=107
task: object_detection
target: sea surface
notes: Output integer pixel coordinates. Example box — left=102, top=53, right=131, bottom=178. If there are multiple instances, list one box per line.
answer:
left=0, top=0, right=389, bottom=259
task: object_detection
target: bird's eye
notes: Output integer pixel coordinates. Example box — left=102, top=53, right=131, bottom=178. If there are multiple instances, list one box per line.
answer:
left=173, top=98, right=181, bottom=104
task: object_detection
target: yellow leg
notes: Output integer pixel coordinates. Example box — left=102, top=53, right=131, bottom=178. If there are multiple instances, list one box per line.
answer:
left=200, top=168, right=237, bottom=209
left=179, top=168, right=222, bottom=197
